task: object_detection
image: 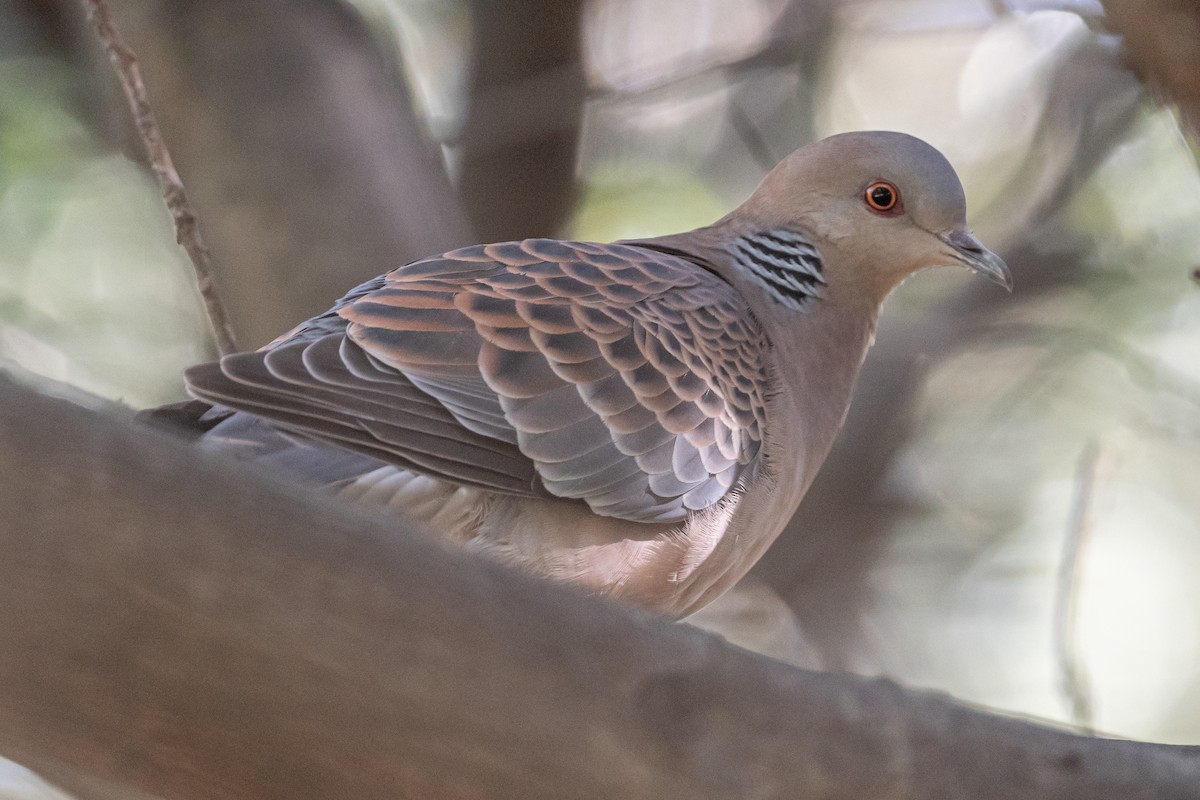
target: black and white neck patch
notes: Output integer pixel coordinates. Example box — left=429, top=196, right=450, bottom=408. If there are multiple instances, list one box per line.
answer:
left=727, top=229, right=825, bottom=311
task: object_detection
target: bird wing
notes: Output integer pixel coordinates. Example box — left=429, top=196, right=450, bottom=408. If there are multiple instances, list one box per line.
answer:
left=185, top=238, right=768, bottom=523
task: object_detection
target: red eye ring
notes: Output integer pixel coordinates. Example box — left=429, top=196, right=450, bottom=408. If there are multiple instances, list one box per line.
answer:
left=865, top=180, right=901, bottom=214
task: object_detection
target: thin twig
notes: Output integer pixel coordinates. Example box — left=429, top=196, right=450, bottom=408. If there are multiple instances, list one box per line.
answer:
left=1054, top=439, right=1107, bottom=733
left=728, top=101, right=779, bottom=173
left=82, top=0, right=240, bottom=356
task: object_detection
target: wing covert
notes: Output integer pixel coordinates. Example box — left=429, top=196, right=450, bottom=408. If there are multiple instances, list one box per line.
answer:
left=186, top=238, right=769, bottom=522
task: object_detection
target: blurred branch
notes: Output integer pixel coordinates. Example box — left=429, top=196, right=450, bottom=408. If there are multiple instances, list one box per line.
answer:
left=987, top=322, right=1200, bottom=423
left=80, top=0, right=238, bottom=356
left=972, top=36, right=1144, bottom=271
left=457, top=0, right=586, bottom=241
left=758, top=26, right=1144, bottom=659
left=8, top=1, right=75, bottom=59
left=1055, top=440, right=1106, bottom=733
left=729, top=101, right=779, bottom=172
left=584, top=31, right=826, bottom=102
left=1, top=375, right=1200, bottom=799
left=725, top=0, right=837, bottom=170
left=100, top=0, right=471, bottom=349
left=1101, top=0, right=1200, bottom=137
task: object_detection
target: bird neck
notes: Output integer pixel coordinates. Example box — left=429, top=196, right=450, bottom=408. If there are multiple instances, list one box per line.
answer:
left=759, top=288, right=881, bottom=500
left=628, top=225, right=882, bottom=490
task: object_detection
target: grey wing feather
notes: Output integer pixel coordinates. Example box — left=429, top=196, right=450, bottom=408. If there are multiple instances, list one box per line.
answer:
left=187, top=340, right=534, bottom=494
left=185, top=238, right=768, bottom=523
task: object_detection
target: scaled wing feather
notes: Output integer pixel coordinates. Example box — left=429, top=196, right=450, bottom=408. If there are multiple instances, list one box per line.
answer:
left=185, top=239, right=768, bottom=523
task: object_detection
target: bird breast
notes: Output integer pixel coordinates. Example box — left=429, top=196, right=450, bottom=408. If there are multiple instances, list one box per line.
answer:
left=331, top=388, right=810, bottom=620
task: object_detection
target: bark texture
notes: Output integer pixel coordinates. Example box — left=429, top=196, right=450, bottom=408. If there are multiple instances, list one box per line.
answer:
left=0, top=375, right=1197, bottom=800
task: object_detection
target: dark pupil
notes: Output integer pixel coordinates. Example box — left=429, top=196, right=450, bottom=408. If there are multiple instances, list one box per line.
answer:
left=871, top=186, right=893, bottom=207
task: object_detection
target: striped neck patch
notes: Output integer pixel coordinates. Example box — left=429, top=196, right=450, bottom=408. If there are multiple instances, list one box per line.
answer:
left=727, top=229, right=825, bottom=311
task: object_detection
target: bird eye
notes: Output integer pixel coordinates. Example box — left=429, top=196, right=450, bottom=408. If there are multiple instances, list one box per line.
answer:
left=864, top=181, right=900, bottom=214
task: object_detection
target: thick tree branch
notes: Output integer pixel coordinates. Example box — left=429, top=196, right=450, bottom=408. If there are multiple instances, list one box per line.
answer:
left=457, top=0, right=586, bottom=241
left=0, top=374, right=1196, bottom=800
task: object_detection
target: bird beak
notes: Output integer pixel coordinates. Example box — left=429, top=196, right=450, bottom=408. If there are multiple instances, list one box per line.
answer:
left=939, top=227, right=1012, bottom=291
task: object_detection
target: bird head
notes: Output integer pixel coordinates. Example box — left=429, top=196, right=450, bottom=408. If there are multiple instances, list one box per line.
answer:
left=732, top=131, right=1011, bottom=305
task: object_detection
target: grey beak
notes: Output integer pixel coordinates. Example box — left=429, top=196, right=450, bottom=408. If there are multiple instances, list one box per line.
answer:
left=940, top=227, right=1012, bottom=291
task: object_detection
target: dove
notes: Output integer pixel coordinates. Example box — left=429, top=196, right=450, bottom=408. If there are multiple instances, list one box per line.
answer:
left=174, top=131, right=1009, bottom=618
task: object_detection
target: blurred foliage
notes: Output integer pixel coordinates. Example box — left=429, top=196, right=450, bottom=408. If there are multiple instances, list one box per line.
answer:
left=0, top=0, right=1196, bottom=748
left=877, top=106, right=1200, bottom=735
left=568, top=162, right=726, bottom=241
left=0, top=55, right=208, bottom=406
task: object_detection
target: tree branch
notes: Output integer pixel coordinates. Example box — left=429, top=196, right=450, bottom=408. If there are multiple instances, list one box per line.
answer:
left=0, top=374, right=1196, bottom=800
left=105, top=0, right=472, bottom=349
left=1054, top=440, right=1106, bottom=732
left=80, top=0, right=239, bottom=356
left=457, top=0, right=586, bottom=241
left=1101, top=0, right=1200, bottom=137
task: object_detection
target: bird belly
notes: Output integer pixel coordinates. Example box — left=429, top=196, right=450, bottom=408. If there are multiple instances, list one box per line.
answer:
left=329, top=465, right=765, bottom=617
left=333, top=467, right=491, bottom=545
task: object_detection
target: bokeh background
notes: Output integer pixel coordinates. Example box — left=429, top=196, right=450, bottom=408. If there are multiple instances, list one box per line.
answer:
left=1, top=0, right=1197, bottom=772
